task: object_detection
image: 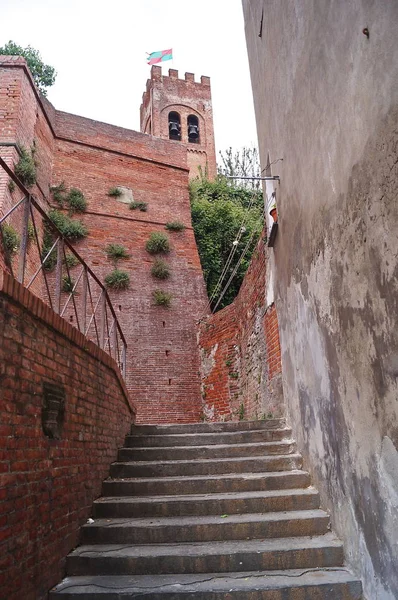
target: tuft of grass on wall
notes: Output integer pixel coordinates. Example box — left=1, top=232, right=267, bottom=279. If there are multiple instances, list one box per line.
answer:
left=129, top=201, right=148, bottom=212
left=165, top=221, right=185, bottom=232
left=151, top=258, right=171, bottom=280
left=105, top=243, right=130, bottom=261
left=152, top=289, right=172, bottom=307
left=108, top=187, right=122, bottom=197
left=62, top=275, right=75, bottom=293
left=67, top=188, right=87, bottom=214
left=146, top=232, right=170, bottom=255
left=104, top=269, right=130, bottom=290
left=1, top=223, right=20, bottom=254
left=50, top=181, right=67, bottom=205
left=14, top=146, right=37, bottom=187
left=48, top=210, right=88, bottom=241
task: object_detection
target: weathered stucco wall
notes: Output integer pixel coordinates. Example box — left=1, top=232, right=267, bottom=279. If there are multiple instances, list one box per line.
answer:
left=198, top=231, right=284, bottom=421
left=243, top=2, right=398, bottom=599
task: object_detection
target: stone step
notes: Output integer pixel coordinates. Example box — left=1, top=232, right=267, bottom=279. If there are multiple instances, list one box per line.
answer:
left=66, top=533, right=344, bottom=576
left=81, top=509, right=330, bottom=545
left=102, top=469, right=311, bottom=497
left=131, top=419, right=286, bottom=436
left=93, top=488, right=320, bottom=519
left=50, top=569, right=363, bottom=599
left=124, top=428, right=293, bottom=447
left=110, top=453, right=302, bottom=478
left=117, top=440, right=296, bottom=462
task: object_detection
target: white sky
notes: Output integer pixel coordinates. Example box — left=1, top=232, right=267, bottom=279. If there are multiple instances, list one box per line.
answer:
left=0, top=0, right=258, bottom=159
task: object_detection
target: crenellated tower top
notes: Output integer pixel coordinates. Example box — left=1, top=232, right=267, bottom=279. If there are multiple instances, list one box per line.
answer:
left=140, top=65, right=217, bottom=179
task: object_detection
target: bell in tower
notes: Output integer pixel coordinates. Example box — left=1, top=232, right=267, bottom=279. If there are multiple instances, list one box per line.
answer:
left=168, top=111, right=181, bottom=141
left=187, top=115, right=200, bottom=144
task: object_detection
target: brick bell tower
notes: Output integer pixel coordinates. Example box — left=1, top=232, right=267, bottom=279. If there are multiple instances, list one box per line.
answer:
left=140, top=65, right=217, bottom=179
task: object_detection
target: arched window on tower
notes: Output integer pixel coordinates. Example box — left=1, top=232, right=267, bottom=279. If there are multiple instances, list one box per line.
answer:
left=168, top=112, right=181, bottom=141
left=187, top=115, right=200, bottom=144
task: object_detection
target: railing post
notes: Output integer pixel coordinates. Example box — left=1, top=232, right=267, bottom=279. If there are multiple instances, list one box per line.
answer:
left=122, top=342, right=127, bottom=379
left=112, top=319, right=117, bottom=360
left=100, top=291, right=106, bottom=349
left=81, top=267, right=88, bottom=334
left=54, top=238, right=63, bottom=314
left=17, top=196, right=30, bottom=284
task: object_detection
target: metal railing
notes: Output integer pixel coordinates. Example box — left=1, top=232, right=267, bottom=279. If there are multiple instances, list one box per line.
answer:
left=0, top=156, right=127, bottom=378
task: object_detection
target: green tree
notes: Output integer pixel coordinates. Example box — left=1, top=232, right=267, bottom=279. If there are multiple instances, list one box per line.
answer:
left=0, top=41, right=56, bottom=95
left=190, top=175, right=263, bottom=311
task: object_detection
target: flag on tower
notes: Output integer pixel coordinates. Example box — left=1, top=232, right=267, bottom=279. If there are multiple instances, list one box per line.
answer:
left=147, top=49, right=173, bottom=65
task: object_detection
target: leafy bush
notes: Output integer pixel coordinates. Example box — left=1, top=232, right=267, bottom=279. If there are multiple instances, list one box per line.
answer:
left=108, top=187, right=122, bottom=197
left=166, top=221, right=185, bottom=232
left=48, top=210, right=88, bottom=241
left=190, top=175, right=262, bottom=310
left=0, top=41, right=56, bottom=95
left=1, top=223, right=20, bottom=254
left=152, top=289, right=172, bottom=307
left=129, top=201, right=148, bottom=212
left=67, top=188, right=87, bottom=214
left=146, top=232, right=170, bottom=254
left=105, top=243, right=130, bottom=261
left=151, top=258, right=170, bottom=280
left=104, top=269, right=130, bottom=290
left=14, top=147, right=36, bottom=187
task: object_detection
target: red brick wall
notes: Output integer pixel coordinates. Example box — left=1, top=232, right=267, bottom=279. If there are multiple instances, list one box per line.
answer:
left=198, top=231, right=284, bottom=421
left=0, top=57, right=209, bottom=425
left=0, top=271, right=135, bottom=600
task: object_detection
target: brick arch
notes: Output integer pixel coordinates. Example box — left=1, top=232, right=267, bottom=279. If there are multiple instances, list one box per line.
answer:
left=160, top=104, right=206, bottom=145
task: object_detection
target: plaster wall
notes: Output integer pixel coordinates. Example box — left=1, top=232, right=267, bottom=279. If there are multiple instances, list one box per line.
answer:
left=243, top=1, right=398, bottom=598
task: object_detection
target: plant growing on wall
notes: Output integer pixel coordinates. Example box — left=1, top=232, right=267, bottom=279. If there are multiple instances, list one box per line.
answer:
left=0, top=41, right=57, bottom=95
left=48, top=210, right=88, bottom=241
left=8, top=180, right=15, bottom=193
left=50, top=182, right=67, bottom=205
left=104, top=269, right=130, bottom=290
left=64, top=253, right=79, bottom=268
left=14, top=146, right=37, bottom=187
left=129, top=201, right=148, bottom=212
left=165, top=221, right=186, bottom=232
left=62, top=275, right=75, bottom=293
left=1, top=223, right=20, bottom=254
left=41, top=228, right=57, bottom=271
left=105, top=243, right=130, bottom=263
left=108, top=187, right=122, bottom=198
left=151, top=258, right=170, bottom=280
left=146, top=232, right=170, bottom=254
left=152, top=289, right=172, bottom=307
left=66, top=189, right=87, bottom=214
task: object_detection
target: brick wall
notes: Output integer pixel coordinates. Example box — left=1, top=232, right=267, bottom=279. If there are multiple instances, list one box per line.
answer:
left=0, top=271, right=135, bottom=600
left=0, top=57, right=208, bottom=424
left=198, top=231, right=284, bottom=421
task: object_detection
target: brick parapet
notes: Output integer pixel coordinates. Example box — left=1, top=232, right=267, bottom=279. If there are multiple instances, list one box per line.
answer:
left=0, top=270, right=134, bottom=415
left=0, top=270, right=135, bottom=599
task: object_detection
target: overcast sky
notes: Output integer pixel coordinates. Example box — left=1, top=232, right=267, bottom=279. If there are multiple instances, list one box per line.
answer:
left=1, top=0, right=258, bottom=159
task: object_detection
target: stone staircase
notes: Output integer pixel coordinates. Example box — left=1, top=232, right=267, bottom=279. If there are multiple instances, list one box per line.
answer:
left=50, top=419, right=362, bottom=599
